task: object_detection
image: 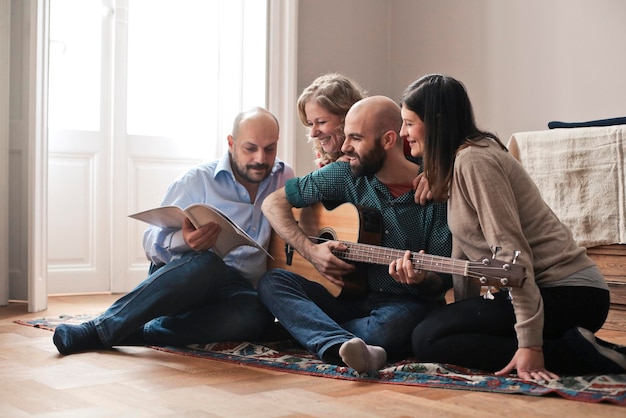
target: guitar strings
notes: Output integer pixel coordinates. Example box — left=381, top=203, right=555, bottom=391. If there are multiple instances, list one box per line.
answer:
left=310, top=236, right=515, bottom=283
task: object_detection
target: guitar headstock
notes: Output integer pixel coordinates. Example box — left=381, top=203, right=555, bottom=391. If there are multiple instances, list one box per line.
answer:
left=467, top=255, right=527, bottom=288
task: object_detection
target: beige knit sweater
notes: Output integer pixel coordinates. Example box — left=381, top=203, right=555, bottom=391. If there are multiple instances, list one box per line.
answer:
left=448, top=139, right=601, bottom=348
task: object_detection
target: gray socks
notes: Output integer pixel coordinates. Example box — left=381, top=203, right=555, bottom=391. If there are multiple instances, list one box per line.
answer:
left=339, top=337, right=387, bottom=375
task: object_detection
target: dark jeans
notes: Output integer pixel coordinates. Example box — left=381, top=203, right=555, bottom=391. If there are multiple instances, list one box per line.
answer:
left=257, top=268, right=440, bottom=362
left=94, top=251, right=274, bottom=347
left=411, top=286, right=610, bottom=374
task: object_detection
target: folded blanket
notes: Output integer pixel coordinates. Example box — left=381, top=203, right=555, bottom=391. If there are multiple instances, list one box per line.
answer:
left=508, top=125, right=626, bottom=248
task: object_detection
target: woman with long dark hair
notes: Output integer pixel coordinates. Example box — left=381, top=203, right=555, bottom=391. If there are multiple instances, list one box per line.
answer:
left=391, top=74, right=625, bottom=379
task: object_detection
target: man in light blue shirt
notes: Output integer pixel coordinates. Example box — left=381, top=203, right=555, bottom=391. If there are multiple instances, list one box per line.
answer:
left=53, top=107, right=295, bottom=355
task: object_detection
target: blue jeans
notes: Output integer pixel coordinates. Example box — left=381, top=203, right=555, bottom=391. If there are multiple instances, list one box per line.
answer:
left=94, top=251, right=274, bottom=347
left=257, top=268, right=439, bottom=362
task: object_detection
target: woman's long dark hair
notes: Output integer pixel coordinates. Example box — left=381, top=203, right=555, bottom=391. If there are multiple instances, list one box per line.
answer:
left=400, top=74, right=506, bottom=200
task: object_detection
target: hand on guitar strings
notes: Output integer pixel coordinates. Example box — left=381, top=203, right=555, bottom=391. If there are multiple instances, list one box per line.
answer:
left=389, top=250, right=427, bottom=285
left=307, top=240, right=356, bottom=287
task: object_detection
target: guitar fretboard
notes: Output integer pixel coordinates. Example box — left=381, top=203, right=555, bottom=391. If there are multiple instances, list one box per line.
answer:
left=306, top=234, right=525, bottom=287
left=331, top=240, right=470, bottom=276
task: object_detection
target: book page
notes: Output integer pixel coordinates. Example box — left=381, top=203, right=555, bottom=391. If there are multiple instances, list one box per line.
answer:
left=128, top=206, right=187, bottom=229
left=129, top=204, right=271, bottom=259
left=184, top=203, right=271, bottom=259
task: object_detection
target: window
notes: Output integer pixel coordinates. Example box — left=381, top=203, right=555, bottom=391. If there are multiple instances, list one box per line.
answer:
left=49, top=0, right=268, bottom=159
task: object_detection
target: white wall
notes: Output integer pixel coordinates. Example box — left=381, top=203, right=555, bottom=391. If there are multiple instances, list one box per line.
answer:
left=296, top=0, right=626, bottom=173
left=296, top=0, right=393, bottom=174
left=389, top=0, right=626, bottom=144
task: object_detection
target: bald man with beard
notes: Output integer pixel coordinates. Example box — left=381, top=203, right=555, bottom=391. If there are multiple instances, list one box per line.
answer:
left=258, top=96, right=452, bottom=375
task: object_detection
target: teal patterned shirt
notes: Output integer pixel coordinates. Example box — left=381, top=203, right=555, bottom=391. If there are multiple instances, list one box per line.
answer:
left=284, top=161, right=452, bottom=301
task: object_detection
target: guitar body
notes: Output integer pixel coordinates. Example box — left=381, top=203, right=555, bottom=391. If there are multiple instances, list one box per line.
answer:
left=267, top=202, right=383, bottom=298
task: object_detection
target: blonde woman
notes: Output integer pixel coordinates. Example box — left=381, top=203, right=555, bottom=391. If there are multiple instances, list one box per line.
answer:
left=297, top=73, right=366, bottom=167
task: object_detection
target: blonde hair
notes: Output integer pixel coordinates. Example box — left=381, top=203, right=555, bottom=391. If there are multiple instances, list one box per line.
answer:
left=297, top=73, right=366, bottom=166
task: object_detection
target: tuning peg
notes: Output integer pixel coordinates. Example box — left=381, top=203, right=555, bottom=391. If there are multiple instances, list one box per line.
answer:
left=512, top=250, right=521, bottom=264
left=490, top=245, right=502, bottom=259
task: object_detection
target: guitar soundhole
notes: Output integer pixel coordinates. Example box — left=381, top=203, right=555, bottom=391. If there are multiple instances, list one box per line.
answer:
left=314, top=228, right=336, bottom=244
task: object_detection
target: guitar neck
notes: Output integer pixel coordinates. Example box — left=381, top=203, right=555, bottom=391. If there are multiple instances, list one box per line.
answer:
left=332, top=241, right=469, bottom=276
left=329, top=239, right=527, bottom=288
left=279, top=202, right=525, bottom=289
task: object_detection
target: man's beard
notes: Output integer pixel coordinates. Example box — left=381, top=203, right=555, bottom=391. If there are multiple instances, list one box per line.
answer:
left=349, top=138, right=385, bottom=178
left=231, top=155, right=270, bottom=184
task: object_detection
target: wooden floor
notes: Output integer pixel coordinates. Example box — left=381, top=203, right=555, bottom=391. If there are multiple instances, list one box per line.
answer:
left=1, top=294, right=626, bottom=417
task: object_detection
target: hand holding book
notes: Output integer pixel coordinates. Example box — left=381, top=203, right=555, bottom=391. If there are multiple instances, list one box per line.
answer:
left=181, top=217, right=221, bottom=252
left=129, top=203, right=272, bottom=259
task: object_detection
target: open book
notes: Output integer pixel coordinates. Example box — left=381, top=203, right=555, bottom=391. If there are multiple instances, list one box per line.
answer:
left=129, top=203, right=272, bottom=259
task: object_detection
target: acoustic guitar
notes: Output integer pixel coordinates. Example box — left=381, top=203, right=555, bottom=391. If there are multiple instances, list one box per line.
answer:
left=268, top=202, right=382, bottom=298
left=267, top=202, right=527, bottom=297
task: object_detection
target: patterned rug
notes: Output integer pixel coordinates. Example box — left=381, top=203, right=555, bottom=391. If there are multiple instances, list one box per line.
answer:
left=16, top=314, right=626, bottom=406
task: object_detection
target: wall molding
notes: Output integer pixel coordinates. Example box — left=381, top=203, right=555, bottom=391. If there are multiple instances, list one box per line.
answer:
left=267, top=0, right=298, bottom=171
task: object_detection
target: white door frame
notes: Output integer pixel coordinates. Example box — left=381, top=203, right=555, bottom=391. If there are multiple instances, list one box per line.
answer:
left=28, top=0, right=49, bottom=312
left=0, top=0, right=9, bottom=306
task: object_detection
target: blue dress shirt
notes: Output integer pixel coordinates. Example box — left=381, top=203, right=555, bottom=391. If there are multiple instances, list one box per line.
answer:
left=143, top=152, right=294, bottom=284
